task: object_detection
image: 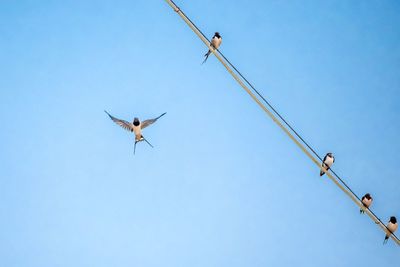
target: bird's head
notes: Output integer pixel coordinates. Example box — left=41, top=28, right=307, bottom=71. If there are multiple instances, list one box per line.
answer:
left=327, top=152, right=333, bottom=157
left=365, top=193, right=371, bottom=199
left=133, top=117, right=140, bottom=126
left=214, top=32, right=221, bottom=38
left=390, top=216, right=397, bottom=224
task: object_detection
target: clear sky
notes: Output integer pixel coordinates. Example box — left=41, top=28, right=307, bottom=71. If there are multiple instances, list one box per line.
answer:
left=1, top=0, right=399, bottom=266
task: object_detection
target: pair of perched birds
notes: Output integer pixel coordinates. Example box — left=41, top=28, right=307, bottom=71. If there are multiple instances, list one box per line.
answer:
left=360, top=192, right=398, bottom=244
left=319, top=154, right=373, bottom=214
left=360, top=193, right=398, bottom=244
left=319, top=152, right=398, bottom=243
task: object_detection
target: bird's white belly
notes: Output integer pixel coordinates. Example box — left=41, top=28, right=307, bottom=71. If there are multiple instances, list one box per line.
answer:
left=325, top=157, right=334, bottom=167
left=362, top=198, right=372, bottom=207
left=212, top=37, right=221, bottom=49
left=133, top=125, right=142, bottom=140
left=388, top=223, right=398, bottom=233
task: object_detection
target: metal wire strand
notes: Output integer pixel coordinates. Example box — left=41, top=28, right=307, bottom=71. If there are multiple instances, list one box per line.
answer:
left=164, top=0, right=399, bottom=245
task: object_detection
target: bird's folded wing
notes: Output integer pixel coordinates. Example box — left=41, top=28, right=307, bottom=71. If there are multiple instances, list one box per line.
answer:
left=105, top=111, right=134, bottom=132
left=141, top=112, right=166, bottom=129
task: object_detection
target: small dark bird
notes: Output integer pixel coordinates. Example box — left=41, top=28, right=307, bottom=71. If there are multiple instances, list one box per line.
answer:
left=360, top=193, right=373, bottom=214
left=320, top=153, right=335, bottom=176
left=384, top=216, right=398, bottom=244
left=105, top=111, right=166, bottom=154
left=202, top=32, right=222, bottom=64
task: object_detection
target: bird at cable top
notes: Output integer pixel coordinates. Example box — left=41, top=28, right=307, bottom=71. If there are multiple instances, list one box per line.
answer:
left=105, top=110, right=166, bottom=154
left=320, top=152, right=335, bottom=176
left=202, top=32, right=222, bottom=64
left=384, top=216, right=398, bottom=244
left=360, top=193, right=373, bottom=214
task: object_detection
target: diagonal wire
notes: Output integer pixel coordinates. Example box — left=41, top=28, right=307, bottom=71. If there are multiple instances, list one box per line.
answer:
left=168, top=0, right=394, bottom=232
left=164, top=0, right=399, bottom=245
left=168, top=0, right=356, bottom=199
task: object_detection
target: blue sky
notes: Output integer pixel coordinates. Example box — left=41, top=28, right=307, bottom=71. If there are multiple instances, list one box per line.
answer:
left=1, top=0, right=399, bottom=266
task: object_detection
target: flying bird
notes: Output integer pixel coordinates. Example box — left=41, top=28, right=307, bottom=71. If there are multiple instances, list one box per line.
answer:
left=320, top=153, right=335, bottom=176
left=384, top=216, right=398, bottom=244
left=105, top=110, right=166, bottom=154
left=202, top=32, right=222, bottom=64
left=360, top=193, right=373, bottom=214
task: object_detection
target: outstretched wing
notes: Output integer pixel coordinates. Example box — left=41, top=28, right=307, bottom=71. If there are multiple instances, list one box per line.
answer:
left=104, top=110, right=134, bottom=132
left=141, top=112, right=166, bottom=129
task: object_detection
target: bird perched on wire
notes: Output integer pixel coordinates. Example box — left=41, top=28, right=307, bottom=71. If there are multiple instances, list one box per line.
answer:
left=320, top=153, right=335, bottom=176
left=202, top=32, right=222, bottom=64
left=105, top=110, right=166, bottom=154
left=360, top=193, right=373, bottom=214
left=384, top=216, right=398, bottom=244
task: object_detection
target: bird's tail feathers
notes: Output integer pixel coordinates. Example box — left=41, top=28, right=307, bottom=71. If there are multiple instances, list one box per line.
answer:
left=134, top=140, right=138, bottom=155
left=383, top=235, right=389, bottom=244
left=134, top=136, right=153, bottom=155
left=142, top=136, right=154, bottom=148
left=202, top=50, right=211, bottom=64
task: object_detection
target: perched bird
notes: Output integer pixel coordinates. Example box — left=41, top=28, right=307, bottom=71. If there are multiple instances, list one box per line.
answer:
left=202, top=32, right=222, bottom=64
left=105, top=110, right=166, bottom=154
left=320, top=153, right=335, bottom=176
left=384, top=216, right=398, bottom=244
left=360, top=193, right=373, bottom=214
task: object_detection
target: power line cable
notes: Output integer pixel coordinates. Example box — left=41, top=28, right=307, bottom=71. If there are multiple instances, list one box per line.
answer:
left=170, top=1, right=394, bottom=231
left=164, top=0, right=399, bottom=245
left=169, top=0, right=359, bottom=202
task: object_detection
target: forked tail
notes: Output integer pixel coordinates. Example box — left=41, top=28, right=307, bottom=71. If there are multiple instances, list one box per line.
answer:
left=383, top=235, right=389, bottom=245
left=134, top=136, right=154, bottom=155
left=202, top=50, right=211, bottom=64
left=143, top=137, right=153, bottom=148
